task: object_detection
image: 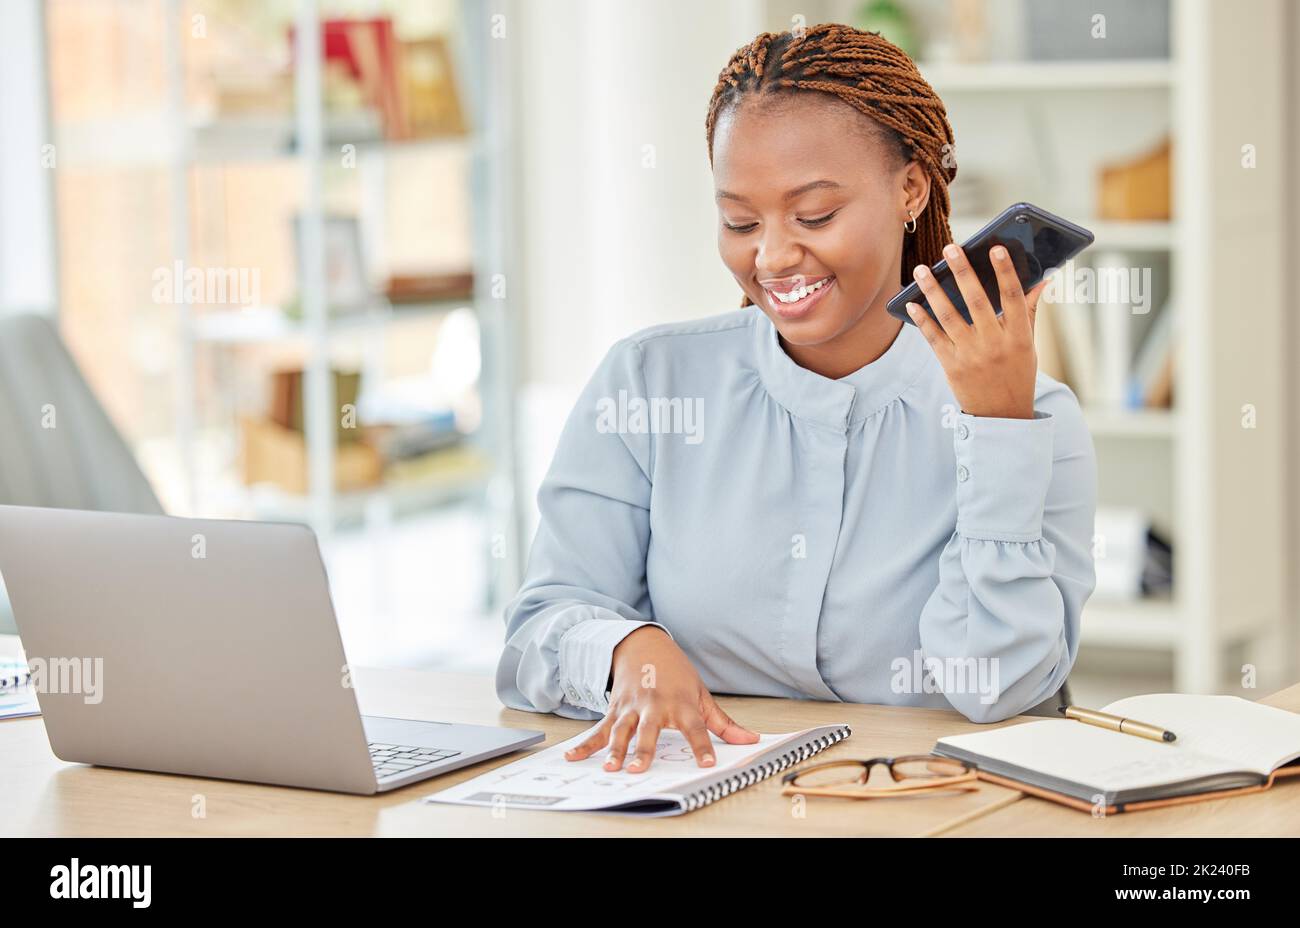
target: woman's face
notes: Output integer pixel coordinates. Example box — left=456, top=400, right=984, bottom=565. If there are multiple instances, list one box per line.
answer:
left=712, top=95, right=929, bottom=351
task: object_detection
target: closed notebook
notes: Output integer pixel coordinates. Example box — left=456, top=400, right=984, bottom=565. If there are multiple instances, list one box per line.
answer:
left=425, top=722, right=851, bottom=816
left=934, top=693, right=1300, bottom=813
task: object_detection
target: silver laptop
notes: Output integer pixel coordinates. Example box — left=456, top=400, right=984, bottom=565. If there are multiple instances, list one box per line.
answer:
left=0, top=504, right=543, bottom=794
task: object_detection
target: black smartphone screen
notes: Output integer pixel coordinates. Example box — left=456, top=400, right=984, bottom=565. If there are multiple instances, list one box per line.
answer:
left=887, top=204, right=1093, bottom=326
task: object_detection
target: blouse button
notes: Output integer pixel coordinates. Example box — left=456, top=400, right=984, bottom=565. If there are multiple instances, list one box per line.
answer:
left=957, top=423, right=970, bottom=440
left=957, top=464, right=970, bottom=482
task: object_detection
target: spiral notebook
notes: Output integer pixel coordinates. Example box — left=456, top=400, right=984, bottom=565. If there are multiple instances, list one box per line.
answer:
left=424, top=722, right=852, bottom=816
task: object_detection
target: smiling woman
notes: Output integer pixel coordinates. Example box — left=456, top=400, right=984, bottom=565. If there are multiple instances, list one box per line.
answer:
left=496, top=23, right=1098, bottom=776
left=706, top=25, right=955, bottom=380
left=707, top=26, right=955, bottom=295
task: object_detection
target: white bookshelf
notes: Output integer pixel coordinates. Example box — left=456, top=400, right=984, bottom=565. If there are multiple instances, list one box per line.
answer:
left=146, top=0, right=524, bottom=604
left=190, top=300, right=469, bottom=345
left=1081, top=598, right=1180, bottom=649
left=950, top=218, right=1176, bottom=252
left=796, top=0, right=1293, bottom=693
left=921, top=58, right=1174, bottom=92
left=53, top=114, right=471, bottom=168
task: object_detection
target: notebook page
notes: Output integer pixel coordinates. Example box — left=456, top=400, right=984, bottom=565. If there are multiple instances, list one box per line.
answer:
left=424, top=724, right=815, bottom=812
left=1103, top=693, right=1300, bottom=775
left=938, top=719, right=1239, bottom=793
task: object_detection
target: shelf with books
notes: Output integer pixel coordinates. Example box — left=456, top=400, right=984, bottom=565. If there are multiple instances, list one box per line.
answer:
left=241, top=442, right=493, bottom=526
left=1035, top=298, right=1176, bottom=421
left=193, top=298, right=488, bottom=519
left=876, top=0, right=1292, bottom=694
left=54, top=113, right=474, bottom=169
left=191, top=299, right=471, bottom=345
left=159, top=1, right=513, bottom=554
left=183, top=445, right=492, bottom=527
left=191, top=116, right=475, bottom=163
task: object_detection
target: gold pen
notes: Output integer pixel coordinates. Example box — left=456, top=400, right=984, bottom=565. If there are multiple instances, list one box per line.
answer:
left=1057, top=704, right=1177, bottom=743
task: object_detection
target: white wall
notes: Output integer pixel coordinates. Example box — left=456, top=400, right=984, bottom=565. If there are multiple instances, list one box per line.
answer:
left=0, top=0, right=57, bottom=316
left=513, top=0, right=764, bottom=388
left=510, top=0, right=764, bottom=540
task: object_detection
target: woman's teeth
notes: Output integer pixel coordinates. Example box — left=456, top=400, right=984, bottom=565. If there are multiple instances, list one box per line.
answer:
left=771, top=278, right=829, bottom=303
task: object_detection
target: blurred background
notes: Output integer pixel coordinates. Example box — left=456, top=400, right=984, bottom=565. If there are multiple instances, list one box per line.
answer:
left=0, top=0, right=1296, bottom=707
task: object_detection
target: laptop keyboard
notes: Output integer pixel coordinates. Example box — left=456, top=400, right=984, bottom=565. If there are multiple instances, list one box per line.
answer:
left=369, top=742, right=462, bottom=780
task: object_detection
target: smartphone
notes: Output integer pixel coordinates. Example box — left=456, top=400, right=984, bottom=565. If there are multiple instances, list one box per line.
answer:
left=887, top=202, right=1094, bottom=327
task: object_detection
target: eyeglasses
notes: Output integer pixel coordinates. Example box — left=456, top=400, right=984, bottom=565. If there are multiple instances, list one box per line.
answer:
left=781, top=755, right=978, bottom=800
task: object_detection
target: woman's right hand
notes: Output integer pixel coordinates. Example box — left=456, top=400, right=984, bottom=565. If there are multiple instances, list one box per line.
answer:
left=563, top=625, right=760, bottom=773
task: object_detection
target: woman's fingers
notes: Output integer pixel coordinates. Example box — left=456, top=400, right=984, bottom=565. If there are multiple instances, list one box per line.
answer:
left=702, top=697, right=761, bottom=744
left=677, top=714, right=718, bottom=768
left=905, top=302, right=954, bottom=363
left=989, top=244, right=1030, bottom=337
left=564, top=714, right=614, bottom=761
left=941, top=244, right=999, bottom=332
left=1025, top=280, right=1048, bottom=336
left=626, top=716, right=665, bottom=773
left=566, top=686, right=754, bottom=775
left=911, top=263, right=966, bottom=342
left=602, top=711, right=639, bottom=771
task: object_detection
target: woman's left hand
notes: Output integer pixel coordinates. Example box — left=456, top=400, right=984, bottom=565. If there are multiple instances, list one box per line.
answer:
left=905, top=243, right=1048, bottom=420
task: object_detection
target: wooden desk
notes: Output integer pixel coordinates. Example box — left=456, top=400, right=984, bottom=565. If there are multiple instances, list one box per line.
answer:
left=1, top=668, right=1297, bottom=836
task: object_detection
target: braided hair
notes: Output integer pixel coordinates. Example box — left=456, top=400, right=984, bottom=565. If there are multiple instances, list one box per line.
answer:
left=706, top=23, right=956, bottom=307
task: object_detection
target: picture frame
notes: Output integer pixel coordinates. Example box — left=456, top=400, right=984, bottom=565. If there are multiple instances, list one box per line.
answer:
left=292, top=213, right=371, bottom=316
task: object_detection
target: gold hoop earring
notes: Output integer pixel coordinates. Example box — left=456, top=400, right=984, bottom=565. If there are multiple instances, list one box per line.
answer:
left=904, top=210, right=918, bottom=234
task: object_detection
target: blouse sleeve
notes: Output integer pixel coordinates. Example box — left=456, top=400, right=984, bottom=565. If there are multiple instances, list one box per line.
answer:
left=494, top=337, right=671, bottom=720
left=917, top=383, right=1098, bottom=723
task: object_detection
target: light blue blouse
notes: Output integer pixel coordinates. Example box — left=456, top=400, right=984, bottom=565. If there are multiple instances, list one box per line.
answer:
left=496, top=308, right=1097, bottom=724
